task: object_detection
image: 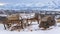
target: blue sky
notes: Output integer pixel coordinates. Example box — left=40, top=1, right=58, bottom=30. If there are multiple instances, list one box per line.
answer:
left=0, top=0, right=51, bottom=3
left=0, top=0, right=60, bottom=10
left=0, top=0, right=57, bottom=4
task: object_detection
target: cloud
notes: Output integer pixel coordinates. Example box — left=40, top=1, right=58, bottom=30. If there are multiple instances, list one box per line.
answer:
left=0, top=3, right=8, bottom=6
left=0, top=0, right=60, bottom=10
left=35, top=2, right=46, bottom=7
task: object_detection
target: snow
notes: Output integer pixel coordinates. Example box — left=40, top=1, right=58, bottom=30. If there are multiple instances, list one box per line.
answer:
left=0, top=13, right=60, bottom=34
left=19, top=13, right=35, bottom=19
left=0, top=22, right=60, bottom=34
left=0, top=14, right=7, bottom=17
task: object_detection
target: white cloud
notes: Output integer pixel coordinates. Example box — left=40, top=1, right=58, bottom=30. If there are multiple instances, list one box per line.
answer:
left=26, top=3, right=33, bottom=7
left=0, top=3, right=5, bottom=6
left=35, top=2, right=46, bottom=7
left=0, top=3, right=8, bottom=6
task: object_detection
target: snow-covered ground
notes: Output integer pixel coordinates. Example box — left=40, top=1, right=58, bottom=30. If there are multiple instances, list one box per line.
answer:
left=0, top=14, right=60, bottom=34
left=0, top=22, right=60, bottom=34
